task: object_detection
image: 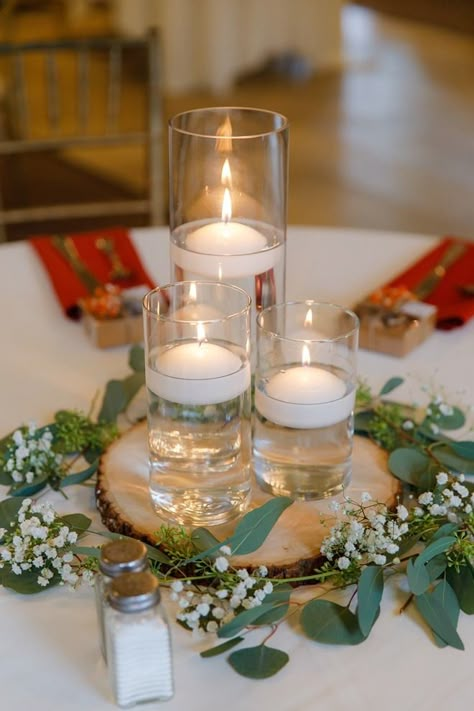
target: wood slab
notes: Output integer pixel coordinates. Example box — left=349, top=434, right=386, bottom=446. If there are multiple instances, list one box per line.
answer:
left=96, top=422, right=400, bottom=579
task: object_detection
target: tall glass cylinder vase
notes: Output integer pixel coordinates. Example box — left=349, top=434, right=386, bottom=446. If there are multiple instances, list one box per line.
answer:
left=169, top=107, right=288, bottom=333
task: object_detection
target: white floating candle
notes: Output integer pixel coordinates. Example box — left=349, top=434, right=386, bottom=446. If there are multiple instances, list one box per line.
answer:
left=171, top=189, right=283, bottom=279
left=146, top=328, right=250, bottom=405
left=256, top=346, right=354, bottom=429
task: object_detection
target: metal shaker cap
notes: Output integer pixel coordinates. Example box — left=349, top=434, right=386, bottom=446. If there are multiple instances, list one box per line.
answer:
left=108, top=571, right=161, bottom=613
left=99, top=538, right=148, bottom=577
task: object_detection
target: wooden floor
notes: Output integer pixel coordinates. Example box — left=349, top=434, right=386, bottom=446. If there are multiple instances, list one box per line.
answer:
left=3, top=3, right=474, bottom=240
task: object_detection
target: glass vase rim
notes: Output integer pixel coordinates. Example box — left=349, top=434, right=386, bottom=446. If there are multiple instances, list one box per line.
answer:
left=256, top=300, right=360, bottom=342
left=143, top=280, right=252, bottom=323
left=168, top=106, right=289, bottom=140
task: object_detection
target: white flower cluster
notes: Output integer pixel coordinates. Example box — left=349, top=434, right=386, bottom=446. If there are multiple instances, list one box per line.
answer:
left=3, top=424, right=62, bottom=485
left=414, top=472, right=472, bottom=521
left=321, top=495, right=409, bottom=571
left=170, top=547, right=273, bottom=637
left=0, top=498, right=85, bottom=588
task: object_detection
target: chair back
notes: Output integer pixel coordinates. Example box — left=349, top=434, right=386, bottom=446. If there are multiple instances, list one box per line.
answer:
left=0, top=32, right=164, bottom=241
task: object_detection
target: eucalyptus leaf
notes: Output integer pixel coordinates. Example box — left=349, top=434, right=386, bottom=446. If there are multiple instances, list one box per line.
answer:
left=431, top=523, right=459, bottom=541
left=425, top=555, right=447, bottom=582
left=90, top=529, right=171, bottom=565
left=357, top=565, right=384, bottom=637
left=98, top=380, right=128, bottom=423
left=200, top=636, right=244, bottom=658
left=415, top=536, right=456, bottom=568
left=191, top=497, right=293, bottom=561
left=406, top=558, right=430, bottom=595
left=301, top=600, right=365, bottom=645
left=128, top=345, right=145, bottom=372
left=450, top=441, right=474, bottom=460
left=446, top=564, right=474, bottom=614
left=433, top=444, right=474, bottom=475
left=121, top=372, right=145, bottom=403
left=0, top=568, right=59, bottom=594
left=0, top=497, right=24, bottom=529
left=415, top=591, right=464, bottom=650
left=191, top=527, right=221, bottom=554
left=217, top=603, right=276, bottom=638
left=70, top=545, right=101, bottom=559
left=379, top=377, right=404, bottom=396
left=59, top=513, right=91, bottom=534
left=59, top=460, right=98, bottom=488
left=228, top=645, right=289, bottom=679
left=434, top=407, right=465, bottom=430
left=251, top=585, right=293, bottom=626
left=431, top=580, right=460, bottom=647
left=388, top=448, right=431, bottom=487
left=9, top=473, right=50, bottom=497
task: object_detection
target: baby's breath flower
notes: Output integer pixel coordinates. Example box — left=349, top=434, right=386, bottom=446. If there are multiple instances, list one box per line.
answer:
left=214, top=556, right=229, bottom=573
left=436, top=472, right=449, bottom=486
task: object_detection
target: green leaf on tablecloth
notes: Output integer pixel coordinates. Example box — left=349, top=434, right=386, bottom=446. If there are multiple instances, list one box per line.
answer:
left=59, top=460, right=98, bottom=488
left=228, top=645, right=289, bottom=679
left=415, top=590, right=464, bottom=650
left=122, top=372, right=145, bottom=402
left=301, top=600, right=365, bottom=645
left=433, top=444, right=474, bottom=475
left=431, top=580, right=460, bottom=648
left=425, top=555, right=447, bottom=582
left=357, top=565, right=384, bottom=637
left=379, top=377, right=404, bottom=396
left=190, top=497, right=293, bottom=561
left=98, top=380, right=128, bottom=423
left=415, top=536, right=456, bottom=568
left=433, top=407, right=465, bottom=430
left=129, top=345, right=145, bottom=372
left=217, top=603, right=276, bottom=638
left=446, top=563, right=474, bottom=614
left=200, top=636, right=244, bottom=658
left=251, top=584, right=292, bottom=626
left=449, top=441, right=474, bottom=460
left=8, top=473, right=50, bottom=497
left=0, top=568, right=59, bottom=594
left=58, top=513, right=91, bottom=534
left=407, top=558, right=431, bottom=596
left=388, top=447, right=435, bottom=488
left=0, top=497, right=24, bottom=529
left=191, top=527, right=221, bottom=554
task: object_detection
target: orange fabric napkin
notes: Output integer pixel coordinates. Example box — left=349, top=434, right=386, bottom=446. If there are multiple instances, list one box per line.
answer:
left=387, top=236, right=474, bottom=330
left=30, top=227, right=155, bottom=319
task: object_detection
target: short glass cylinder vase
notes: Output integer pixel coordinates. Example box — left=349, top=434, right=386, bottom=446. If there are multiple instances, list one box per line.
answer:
left=169, top=107, right=288, bottom=324
left=253, top=301, right=359, bottom=500
left=143, top=281, right=252, bottom=526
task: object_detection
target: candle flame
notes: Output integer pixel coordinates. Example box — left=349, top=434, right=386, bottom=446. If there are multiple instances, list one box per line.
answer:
left=197, top=322, right=206, bottom=345
left=304, top=308, right=313, bottom=328
left=221, top=159, right=232, bottom=188
left=302, top=343, right=311, bottom=366
left=189, top=282, right=197, bottom=302
left=216, top=115, right=233, bottom=153
left=222, top=188, right=232, bottom=223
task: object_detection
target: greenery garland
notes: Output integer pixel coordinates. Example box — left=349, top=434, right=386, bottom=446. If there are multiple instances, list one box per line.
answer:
left=0, top=347, right=474, bottom=680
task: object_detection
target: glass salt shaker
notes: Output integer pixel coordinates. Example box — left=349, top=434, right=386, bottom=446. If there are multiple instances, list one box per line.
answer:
left=105, top=571, right=174, bottom=707
left=95, top=539, right=148, bottom=660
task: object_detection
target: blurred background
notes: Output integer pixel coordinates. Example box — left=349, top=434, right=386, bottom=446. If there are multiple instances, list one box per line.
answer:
left=0, top=0, right=473, bottom=241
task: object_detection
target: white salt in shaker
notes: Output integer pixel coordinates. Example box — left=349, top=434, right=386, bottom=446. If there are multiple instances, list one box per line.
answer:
left=105, top=571, right=174, bottom=707
left=95, top=539, right=148, bottom=660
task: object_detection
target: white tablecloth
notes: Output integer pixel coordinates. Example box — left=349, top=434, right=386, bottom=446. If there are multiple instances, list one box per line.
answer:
left=1, top=226, right=473, bottom=711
